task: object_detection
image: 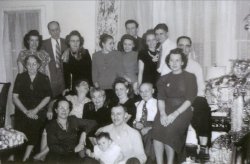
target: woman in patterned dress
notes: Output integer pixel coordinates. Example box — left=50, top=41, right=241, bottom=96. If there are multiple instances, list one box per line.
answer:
left=17, top=30, right=50, bottom=76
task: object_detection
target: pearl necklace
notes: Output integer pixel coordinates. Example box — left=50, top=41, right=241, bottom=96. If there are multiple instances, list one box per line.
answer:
left=148, top=50, right=159, bottom=62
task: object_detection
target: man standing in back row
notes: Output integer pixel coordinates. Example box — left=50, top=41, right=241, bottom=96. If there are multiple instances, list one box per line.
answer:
left=154, top=23, right=176, bottom=76
left=42, top=21, right=67, bottom=98
left=177, top=36, right=211, bottom=162
left=117, top=19, right=146, bottom=51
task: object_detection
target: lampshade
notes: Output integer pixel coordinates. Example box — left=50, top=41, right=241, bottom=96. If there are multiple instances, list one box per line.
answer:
left=206, top=66, right=226, bottom=80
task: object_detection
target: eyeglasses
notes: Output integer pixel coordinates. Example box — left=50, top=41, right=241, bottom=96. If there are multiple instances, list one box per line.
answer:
left=178, top=44, right=191, bottom=48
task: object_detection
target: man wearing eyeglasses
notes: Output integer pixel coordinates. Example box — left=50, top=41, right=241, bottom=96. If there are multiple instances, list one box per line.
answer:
left=177, top=36, right=211, bottom=162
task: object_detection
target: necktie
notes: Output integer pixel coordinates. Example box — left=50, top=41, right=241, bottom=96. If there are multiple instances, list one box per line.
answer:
left=140, top=101, right=148, bottom=125
left=55, top=39, right=61, bottom=68
left=157, top=45, right=162, bottom=69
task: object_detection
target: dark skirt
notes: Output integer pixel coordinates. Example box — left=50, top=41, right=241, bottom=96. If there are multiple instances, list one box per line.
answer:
left=14, top=109, right=46, bottom=145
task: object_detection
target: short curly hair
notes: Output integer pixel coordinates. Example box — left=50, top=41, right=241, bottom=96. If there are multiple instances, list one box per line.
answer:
left=165, top=48, right=188, bottom=70
left=23, top=30, right=43, bottom=50
left=23, top=55, right=42, bottom=70
left=65, top=30, right=84, bottom=48
left=112, top=77, right=134, bottom=99
left=54, top=97, right=73, bottom=113
left=119, top=34, right=137, bottom=52
left=90, top=87, right=106, bottom=99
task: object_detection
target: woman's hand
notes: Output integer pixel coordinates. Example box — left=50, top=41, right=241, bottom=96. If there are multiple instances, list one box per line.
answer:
left=26, top=110, right=38, bottom=120
left=133, top=82, right=139, bottom=95
left=47, top=111, right=53, bottom=120
left=166, top=112, right=179, bottom=126
left=160, top=114, right=168, bottom=127
left=18, top=131, right=28, bottom=141
left=62, top=89, right=70, bottom=96
left=95, top=127, right=104, bottom=135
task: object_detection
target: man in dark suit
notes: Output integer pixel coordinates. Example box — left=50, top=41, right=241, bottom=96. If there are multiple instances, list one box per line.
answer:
left=117, top=19, right=146, bottom=51
left=42, top=21, right=67, bottom=98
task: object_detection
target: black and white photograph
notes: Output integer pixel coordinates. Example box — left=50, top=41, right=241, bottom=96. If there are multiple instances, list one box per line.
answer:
left=0, top=0, right=250, bottom=163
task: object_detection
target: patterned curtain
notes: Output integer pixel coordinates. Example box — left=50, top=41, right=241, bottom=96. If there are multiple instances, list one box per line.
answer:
left=95, top=0, right=119, bottom=51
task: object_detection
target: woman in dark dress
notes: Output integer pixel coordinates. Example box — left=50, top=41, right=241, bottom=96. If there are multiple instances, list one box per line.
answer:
left=152, top=48, right=197, bottom=164
left=62, top=30, right=92, bottom=89
left=34, top=79, right=93, bottom=161
left=112, top=77, right=136, bottom=127
left=138, top=30, right=160, bottom=88
left=46, top=97, right=96, bottom=163
left=13, top=55, right=52, bottom=161
left=83, top=88, right=112, bottom=127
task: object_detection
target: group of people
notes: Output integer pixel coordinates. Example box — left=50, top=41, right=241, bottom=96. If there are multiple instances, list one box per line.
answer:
left=11, top=19, right=211, bottom=164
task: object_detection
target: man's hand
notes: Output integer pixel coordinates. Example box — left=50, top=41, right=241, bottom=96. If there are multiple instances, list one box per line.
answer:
left=134, top=122, right=144, bottom=130
left=74, top=143, right=85, bottom=153
left=141, top=127, right=152, bottom=136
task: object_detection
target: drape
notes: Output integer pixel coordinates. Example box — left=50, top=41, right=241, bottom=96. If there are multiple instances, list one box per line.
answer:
left=96, top=0, right=250, bottom=75
left=2, top=10, right=40, bottom=126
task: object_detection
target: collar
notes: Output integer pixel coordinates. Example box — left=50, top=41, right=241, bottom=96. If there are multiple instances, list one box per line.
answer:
left=162, top=38, right=170, bottom=46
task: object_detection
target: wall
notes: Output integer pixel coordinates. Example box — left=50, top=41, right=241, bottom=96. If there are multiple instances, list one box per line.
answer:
left=0, top=0, right=96, bottom=55
left=0, top=0, right=96, bottom=126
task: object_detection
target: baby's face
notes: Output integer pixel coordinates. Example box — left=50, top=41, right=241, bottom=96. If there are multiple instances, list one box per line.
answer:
left=97, top=137, right=112, bottom=152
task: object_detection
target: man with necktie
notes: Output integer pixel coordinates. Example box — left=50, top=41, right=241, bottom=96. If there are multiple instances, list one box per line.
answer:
left=42, top=21, right=67, bottom=98
left=154, top=23, right=176, bottom=76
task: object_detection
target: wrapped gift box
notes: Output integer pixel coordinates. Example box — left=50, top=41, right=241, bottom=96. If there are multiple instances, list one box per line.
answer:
left=0, top=128, right=24, bottom=149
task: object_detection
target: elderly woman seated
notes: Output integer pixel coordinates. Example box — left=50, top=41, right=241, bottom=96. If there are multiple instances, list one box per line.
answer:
left=45, top=97, right=97, bottom=163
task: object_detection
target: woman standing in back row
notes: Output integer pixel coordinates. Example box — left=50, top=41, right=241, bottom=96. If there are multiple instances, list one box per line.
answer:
left=92, top=33, right=124, bottom=101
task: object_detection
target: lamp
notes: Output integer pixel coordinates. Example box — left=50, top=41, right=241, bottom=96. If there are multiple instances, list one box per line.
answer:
left=206, top=66, right=226, bottom=80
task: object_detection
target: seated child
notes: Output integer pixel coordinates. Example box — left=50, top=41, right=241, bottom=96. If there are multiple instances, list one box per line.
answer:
left=86, top=132, right=123, bottom=164
left=133, top=83, right=157, bottom=161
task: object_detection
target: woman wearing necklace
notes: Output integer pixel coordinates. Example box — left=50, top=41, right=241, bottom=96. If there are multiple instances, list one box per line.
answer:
left=13, top=55, right=52, bottom=161
left=62, top=30, right=92, bottom=90
left=46, top=97, right=96, bottom=163
left=138, top=30, right=160, bottom=90
left=17, top=30, right=50, bottom=76
left=33, top=79, right=93, bottom=161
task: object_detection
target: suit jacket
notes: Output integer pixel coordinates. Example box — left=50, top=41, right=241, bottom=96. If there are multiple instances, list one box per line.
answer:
left=42, top=38, right=68, bottom=97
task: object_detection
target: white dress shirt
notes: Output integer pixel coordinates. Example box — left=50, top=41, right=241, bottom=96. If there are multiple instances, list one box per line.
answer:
left=157, top=38, right=176, bottom=76
left=185, top=54, right=205, bottom=97
left=50, top=38, right=61, bottom=60
left=135, top=98, right=158, bottom=122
